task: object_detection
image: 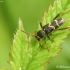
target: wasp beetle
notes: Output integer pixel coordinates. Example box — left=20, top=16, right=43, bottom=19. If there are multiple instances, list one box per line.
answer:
left=22, top=10, right=70, bottom=51
left=35, top=10, right=70, bottom=42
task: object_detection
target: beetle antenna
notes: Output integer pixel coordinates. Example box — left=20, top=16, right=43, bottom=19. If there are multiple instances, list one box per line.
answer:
left=21, top=30, right=35, bottom=36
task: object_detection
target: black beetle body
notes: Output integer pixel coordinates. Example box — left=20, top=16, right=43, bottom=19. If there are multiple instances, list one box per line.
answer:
left=42, top=18, right=65, bottom=34
left=35, top=18, right=65, bottom=41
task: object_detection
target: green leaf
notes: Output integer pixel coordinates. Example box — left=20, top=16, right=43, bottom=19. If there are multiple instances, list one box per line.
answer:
left=8, top=0, right=70, bottom=70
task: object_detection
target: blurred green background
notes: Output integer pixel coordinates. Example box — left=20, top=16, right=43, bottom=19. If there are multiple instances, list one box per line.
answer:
left=0, top=0, right=70, bottom=70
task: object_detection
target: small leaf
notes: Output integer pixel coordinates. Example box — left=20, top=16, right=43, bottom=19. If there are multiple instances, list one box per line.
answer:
left=8, top=0, right=70, bottom=70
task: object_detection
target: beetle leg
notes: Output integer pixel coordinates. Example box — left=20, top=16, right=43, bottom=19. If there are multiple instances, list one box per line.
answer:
left=40, top=22, right=43, bottom=28
left=53, top=13, right=60, bottom=20
left=57, top=27, right=70, bottom=30
left=53, top=10, right=70, bottom=20
left=42, top=37, right=50, bottom=51
left=47, top=34, right=54, bottom=42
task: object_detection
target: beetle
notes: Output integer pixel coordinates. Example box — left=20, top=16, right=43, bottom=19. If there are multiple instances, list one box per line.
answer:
left=35, top=10, right=70, bottom=41
left=22, top=10, right=70, bottom=51
left=35, top=18, right=65, bottom=41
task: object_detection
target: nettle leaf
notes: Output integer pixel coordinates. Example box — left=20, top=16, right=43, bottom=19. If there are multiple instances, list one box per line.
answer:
left=8, top=0, right=70, bottom=70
